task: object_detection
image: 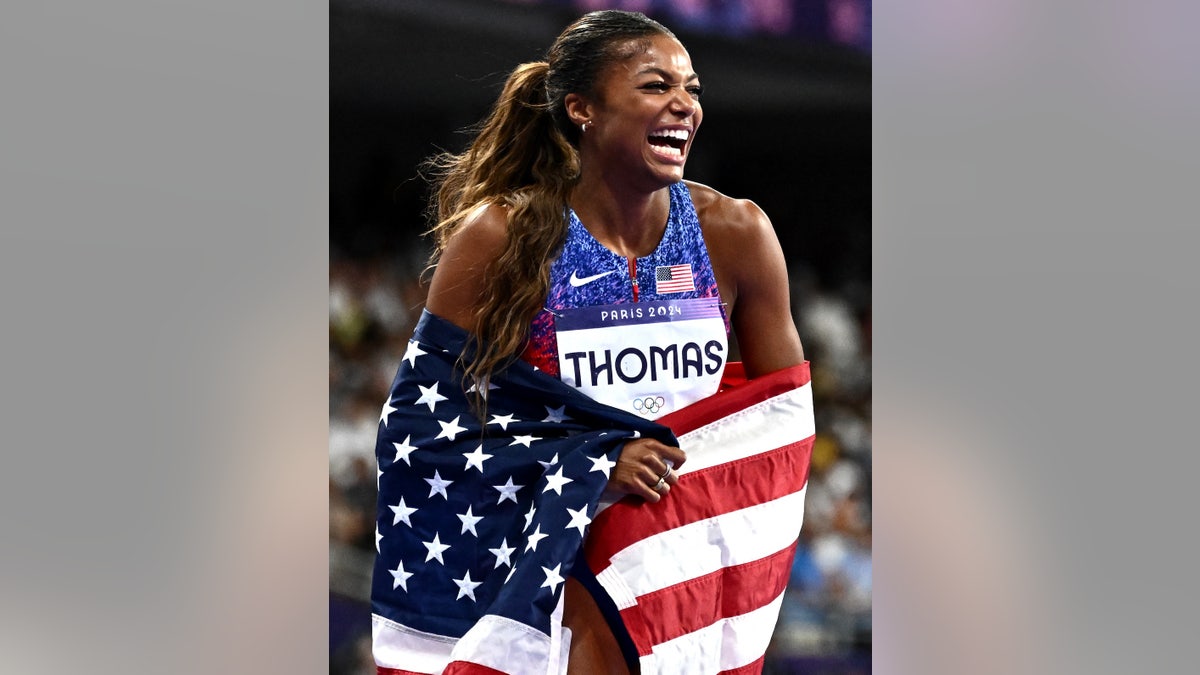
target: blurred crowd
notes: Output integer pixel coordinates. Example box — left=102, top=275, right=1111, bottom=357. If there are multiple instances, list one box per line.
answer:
left=329, top=244, right=871, bottom=672
left=498, top=0, right=872, bottom=50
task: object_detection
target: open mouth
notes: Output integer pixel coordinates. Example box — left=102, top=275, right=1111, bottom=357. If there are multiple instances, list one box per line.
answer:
left=648, top=129, right=689, bottom=159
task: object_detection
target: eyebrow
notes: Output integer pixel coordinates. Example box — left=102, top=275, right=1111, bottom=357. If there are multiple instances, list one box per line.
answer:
left=636, top=66, right=699, bottom=82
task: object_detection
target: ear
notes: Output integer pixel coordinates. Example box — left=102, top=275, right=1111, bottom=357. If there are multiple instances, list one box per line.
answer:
left=563, top=93, right=594, bottom=128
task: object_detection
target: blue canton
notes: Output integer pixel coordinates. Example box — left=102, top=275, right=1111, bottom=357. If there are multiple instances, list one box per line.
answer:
left=372, top=311, right=678, bottom=640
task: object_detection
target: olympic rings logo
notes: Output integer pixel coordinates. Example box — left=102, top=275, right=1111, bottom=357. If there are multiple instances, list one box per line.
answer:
left=632, top=396, right=666, bottom=415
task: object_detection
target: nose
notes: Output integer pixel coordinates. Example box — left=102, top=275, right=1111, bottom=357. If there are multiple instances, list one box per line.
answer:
left=669, top=88, right=696, bottom=117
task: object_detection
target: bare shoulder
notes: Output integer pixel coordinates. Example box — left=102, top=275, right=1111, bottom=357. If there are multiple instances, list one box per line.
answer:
left=684, top=179, right=788, bottom=315
left=451, top=202, right=510, bottom=248
left=426, top=202, right=510, bottom=331
left=684, top=180, right=776, bottom=267
left=436, top=201, right=511, bottom=273
left=684, top=180, right=772, bottom=238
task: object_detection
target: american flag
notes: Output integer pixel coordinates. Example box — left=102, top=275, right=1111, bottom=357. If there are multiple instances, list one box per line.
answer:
left=372, top=311, right=813, bottom=675
left=586, top=361, right=814, bottom=673
left=655, top=264, right=696, bottom=294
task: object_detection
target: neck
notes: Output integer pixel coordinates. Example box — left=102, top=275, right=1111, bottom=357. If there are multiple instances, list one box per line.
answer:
left=569, top=172, right=672, bottom=259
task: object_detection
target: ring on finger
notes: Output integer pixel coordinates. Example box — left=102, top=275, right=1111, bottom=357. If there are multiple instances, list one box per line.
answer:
left=653, top=476, right=667, bottom=492
left=658, top=464, right=672, bottom=480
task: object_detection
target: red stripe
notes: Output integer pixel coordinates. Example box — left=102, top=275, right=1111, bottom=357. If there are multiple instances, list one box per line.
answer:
left=658, top=362, right=810, bottom=437
left=620, top=544, right=797, bottom=655
left=585, top=434, right=813, bottom=570
left=658, top=282, right=694, bottom=292
left=378, top=663, right=507, bottom=675
left=719, top=654, right=766, bottom=675
left=719, top=361, right=748, bottom=390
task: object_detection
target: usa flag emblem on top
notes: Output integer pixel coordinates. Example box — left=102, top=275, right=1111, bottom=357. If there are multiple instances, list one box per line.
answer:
left=654, top=264, right=695, bottom=294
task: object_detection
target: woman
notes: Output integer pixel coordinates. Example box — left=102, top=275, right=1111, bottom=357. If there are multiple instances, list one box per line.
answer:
left=373, top=10, right=805, bottom=674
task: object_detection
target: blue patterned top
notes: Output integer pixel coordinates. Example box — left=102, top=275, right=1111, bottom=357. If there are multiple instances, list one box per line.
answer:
left=522, top=182, right=726, bottom=378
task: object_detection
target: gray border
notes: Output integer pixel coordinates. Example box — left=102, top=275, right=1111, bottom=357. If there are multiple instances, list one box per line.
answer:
left=874, top=1, right=1200, bottom=673
left=0, top=2, right=328, bottom=673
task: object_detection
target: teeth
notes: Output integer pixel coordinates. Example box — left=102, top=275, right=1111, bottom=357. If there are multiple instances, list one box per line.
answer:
left=652, top=145, right=683, bottom=157
left=649, top=129, right=690, bottom=141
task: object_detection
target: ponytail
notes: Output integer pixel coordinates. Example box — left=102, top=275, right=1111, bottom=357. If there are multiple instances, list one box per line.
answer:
left=423, top=61, right=579, bottom=388
left=423, top=10, right=673, bottom=392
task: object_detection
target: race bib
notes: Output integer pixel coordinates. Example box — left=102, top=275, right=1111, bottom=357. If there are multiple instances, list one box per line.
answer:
left=554, top=298, right=728, bottom=419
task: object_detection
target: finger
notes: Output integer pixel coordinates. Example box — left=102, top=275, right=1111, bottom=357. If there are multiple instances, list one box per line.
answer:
left=649, top=458, right=677, bottom=486
left=639, top=465, right=664, bottom=488
left=631, top=441, right=684, bottom=472
left=644, top=476, right=669, bottom=501
left=627, top=470, right=668, bottom=501
left=634, top=451, right=660, bottom=470
left=611, top=465, right=662, bottom=502
left=658, top=444, right=687, bottom=470
left=635, top=481, right=662, bottom=503
left=647, top=457, right=670, bottom=479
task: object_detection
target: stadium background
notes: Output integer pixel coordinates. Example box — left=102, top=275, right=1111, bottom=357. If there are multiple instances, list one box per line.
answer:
left=329, top=0, right=871, bottom=672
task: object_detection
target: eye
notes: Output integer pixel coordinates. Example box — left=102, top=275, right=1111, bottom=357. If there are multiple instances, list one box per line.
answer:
left=640, top=81, right=670, bottom=92
left=687, top=84, right=705, bottom=99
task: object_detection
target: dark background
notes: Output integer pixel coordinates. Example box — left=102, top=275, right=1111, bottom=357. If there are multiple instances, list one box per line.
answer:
left=330, top=0, right=870, bottom=291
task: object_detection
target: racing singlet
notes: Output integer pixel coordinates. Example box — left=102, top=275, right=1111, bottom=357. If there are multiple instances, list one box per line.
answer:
left=522, top=182, right=728, bottom=420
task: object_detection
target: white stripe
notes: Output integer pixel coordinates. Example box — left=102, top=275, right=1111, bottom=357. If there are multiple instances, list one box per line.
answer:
left=596, top=486, right=807, bottom=608
left=372, top=613, right=455, bottom=673
left=451, top=614, right=554, bottom=675
left=594, top=564, right=637, bottom=610
left=639, top=591, right=787, bottom=674
left=548, top=591, right=568, bottom=675
left=673, top=382, right=814, bottom=476
left=373, top=612, right=557, bottom=675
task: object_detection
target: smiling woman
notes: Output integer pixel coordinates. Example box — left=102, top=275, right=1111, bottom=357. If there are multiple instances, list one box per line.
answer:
left=370, top=10, right=809, bottom=675
left=565, top=33, right=703, bottom=190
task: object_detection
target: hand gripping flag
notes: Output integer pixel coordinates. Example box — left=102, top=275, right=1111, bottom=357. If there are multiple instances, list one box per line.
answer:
left=371, top=311, right=813, bottom=675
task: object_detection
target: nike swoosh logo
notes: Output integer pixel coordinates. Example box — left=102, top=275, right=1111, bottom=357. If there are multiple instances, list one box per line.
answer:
left=568, top=270, right=617, bottom=287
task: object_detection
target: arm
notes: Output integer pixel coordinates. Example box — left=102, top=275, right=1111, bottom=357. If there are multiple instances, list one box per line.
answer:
left=726, top=200, right=805, bottom=378
left=694, top=184, right=804, bottom=378
left=424, top=204, right=510, bottom=333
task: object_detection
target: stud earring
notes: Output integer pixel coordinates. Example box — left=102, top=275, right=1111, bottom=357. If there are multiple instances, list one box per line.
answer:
left=581, top=121, right=591, bottom=133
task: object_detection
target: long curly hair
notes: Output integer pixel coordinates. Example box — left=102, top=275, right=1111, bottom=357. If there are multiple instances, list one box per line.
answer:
left=423, top=10, right=675, bottom=387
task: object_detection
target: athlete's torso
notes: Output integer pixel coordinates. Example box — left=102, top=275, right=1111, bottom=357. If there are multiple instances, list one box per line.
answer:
left=522, top=182, right=728, bottom=419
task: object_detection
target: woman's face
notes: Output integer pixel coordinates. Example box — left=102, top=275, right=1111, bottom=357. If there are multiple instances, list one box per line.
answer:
left=583, top=34, right=704, bottom=189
